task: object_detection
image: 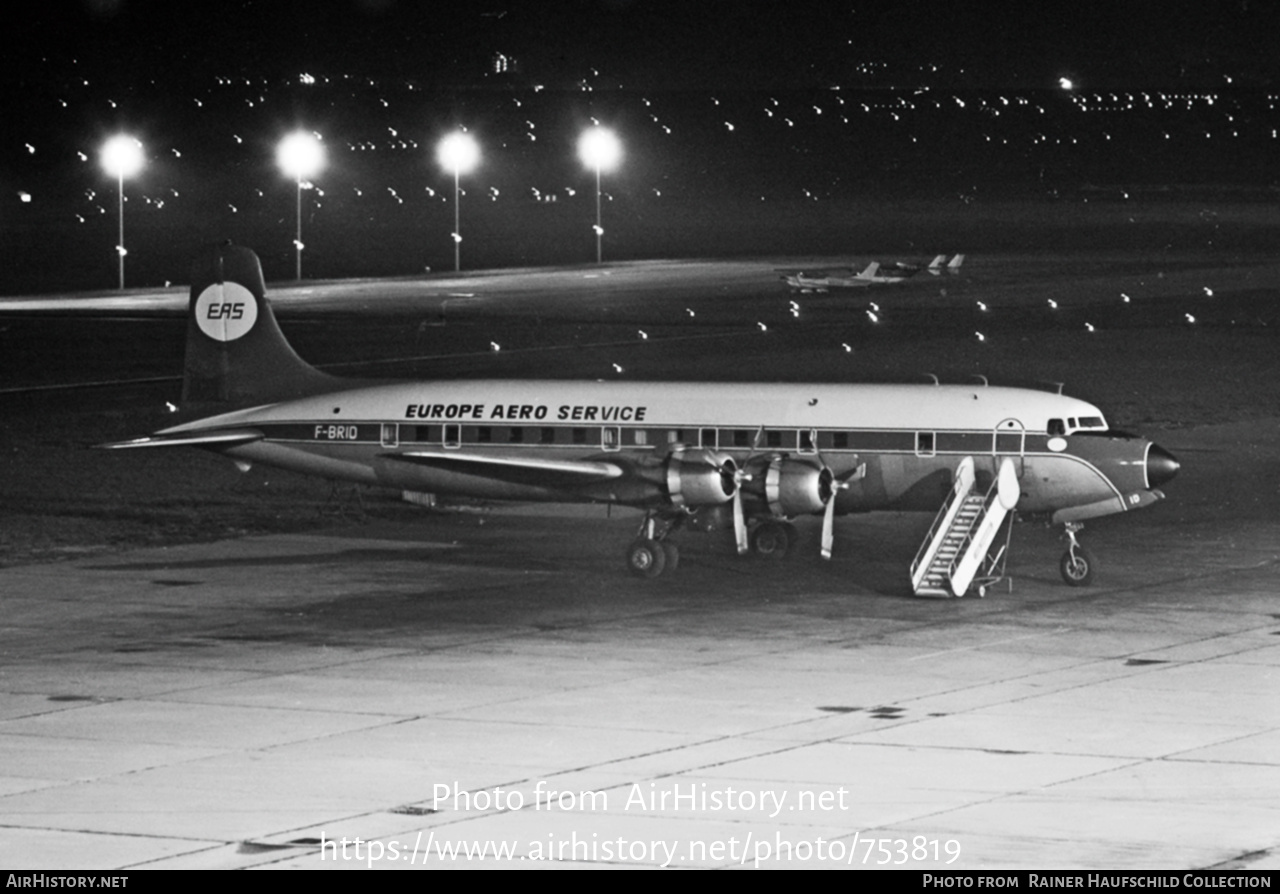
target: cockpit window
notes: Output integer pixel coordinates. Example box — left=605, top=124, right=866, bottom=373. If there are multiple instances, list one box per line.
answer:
left=1060, top=415, right=1108, bottom=434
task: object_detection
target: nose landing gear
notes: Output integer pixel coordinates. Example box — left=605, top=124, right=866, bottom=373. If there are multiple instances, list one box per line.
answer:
left=1060, top=522, right=1098, bottom=586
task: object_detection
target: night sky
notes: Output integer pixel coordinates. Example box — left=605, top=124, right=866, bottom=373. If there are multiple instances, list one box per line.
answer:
left=11, top=1, right=1277, bottom=91
left=4, top=1, right=1278, bottom=292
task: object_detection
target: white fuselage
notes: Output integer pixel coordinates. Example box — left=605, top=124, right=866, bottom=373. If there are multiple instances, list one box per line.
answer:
left=166, top=381, right=1158, bottom=519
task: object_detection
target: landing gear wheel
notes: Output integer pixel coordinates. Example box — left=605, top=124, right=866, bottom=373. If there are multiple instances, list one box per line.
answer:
left=660, top=540, right=680, bottom=572
left=626, top=537, right=667, bottom=579
left=750, top=521, right=792, bottom=560
left=1060, top=545, right=1097, bottom=587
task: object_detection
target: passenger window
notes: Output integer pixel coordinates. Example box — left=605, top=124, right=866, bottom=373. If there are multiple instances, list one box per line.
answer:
left=477, top=426, right=492, bottom=443
left=509, top=427, right=523, bottom=443
left=766, top=430, right=782, bottom=448
left=799, top=429, right=815, bottom=453
left=602, top=427, right=619, bottom=449
left=1048, top=418, right=1065, bottom=436
left=833, top=431, right=849, bottom=450
left=916, top=431, right=935, bottom=456
left=700, top=428, right=717, bottom=449
left=380, top=423, right=398, bottom=448
left=540, top=427, right=555, bottom=444
left=443, top=424, right=461, bottom=448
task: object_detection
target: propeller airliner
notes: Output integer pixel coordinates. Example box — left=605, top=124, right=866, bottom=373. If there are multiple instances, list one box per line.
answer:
left=101, top=244, right=1177, bottom=596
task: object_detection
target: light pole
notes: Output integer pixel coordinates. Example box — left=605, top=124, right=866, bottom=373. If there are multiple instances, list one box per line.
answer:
left=276, top=131, right=326, bottom=280
left=436, top=131, right=480, bottom=271
left=100, top=135, right=144, bottom=289
left=577, top=127, right=621, bottom=264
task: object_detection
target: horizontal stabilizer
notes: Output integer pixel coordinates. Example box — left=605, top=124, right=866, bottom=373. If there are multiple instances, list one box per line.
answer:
left=385, top=451, right=624, bottom=487
left=96, top=429, right=264, bottom=450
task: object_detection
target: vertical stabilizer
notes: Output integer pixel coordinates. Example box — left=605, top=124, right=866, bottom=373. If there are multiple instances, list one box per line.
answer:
left=181, top=243, right=343, bottom=408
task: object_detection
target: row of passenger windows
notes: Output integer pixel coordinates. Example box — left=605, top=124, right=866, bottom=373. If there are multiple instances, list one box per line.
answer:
left=374, top=424, right=1027, bottom=456
left=390, top=424, right=823, bottom=450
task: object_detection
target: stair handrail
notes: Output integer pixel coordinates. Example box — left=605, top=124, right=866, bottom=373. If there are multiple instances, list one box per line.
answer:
left=948, top=458, right=1021, bottom=595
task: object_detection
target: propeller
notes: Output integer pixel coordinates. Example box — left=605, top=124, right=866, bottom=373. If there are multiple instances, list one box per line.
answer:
left=731, top=427, right=769, bottom=555
left=820, top=462, right=866, bottom=560
left=676, top=447, right=751, bottom=554
left=733, top=484, right=748, bottom=554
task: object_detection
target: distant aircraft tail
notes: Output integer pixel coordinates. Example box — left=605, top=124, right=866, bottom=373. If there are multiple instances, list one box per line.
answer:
left=859, top=261, right=880, bottom=279
left=926, top=254, right=947, bottom=274
left=947, top=253, right=965, bottom=273
left=181, top=243, right=343, bottom=410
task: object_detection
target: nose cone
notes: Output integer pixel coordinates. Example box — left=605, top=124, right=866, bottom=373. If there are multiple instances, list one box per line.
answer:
left=1147, top=444, right=1180, bottom=489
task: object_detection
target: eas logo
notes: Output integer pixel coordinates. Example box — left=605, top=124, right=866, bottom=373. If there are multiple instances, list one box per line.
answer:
left=206, top=302, right=244, bottom=320
left=194, top=282, right=258, bottom=341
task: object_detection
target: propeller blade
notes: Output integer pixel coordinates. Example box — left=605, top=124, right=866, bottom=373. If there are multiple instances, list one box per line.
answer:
left=821, top=493, right=836, bottom=560
left=733, top=490, right=749, bottom=554
left=819, top=462, right=863, bottom=560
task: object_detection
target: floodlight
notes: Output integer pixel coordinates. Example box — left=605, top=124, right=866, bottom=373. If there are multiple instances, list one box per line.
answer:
left=100, top=135, right=145, bottom=288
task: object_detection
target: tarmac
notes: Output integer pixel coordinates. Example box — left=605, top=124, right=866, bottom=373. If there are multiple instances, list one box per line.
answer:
left=1, top=489, right=1277, bottom=870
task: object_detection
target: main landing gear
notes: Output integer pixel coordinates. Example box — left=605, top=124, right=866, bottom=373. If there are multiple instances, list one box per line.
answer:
left=1059, top=522, right=1098, bottom=587
left=749, top=519, right=799, bottom=560
left=625, top=512, right=684, bottom=579
left=625, top=512, right=800, bottom=577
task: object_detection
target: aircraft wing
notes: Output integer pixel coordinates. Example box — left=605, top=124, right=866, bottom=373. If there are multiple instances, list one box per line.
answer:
left=97, top=429, right=265, bottom=449
left=775, top=267, right=861, bottom=277
left=384, top=451, right=626, bottom=488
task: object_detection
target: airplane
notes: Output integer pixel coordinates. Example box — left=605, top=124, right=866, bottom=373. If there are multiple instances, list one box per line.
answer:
left=922, top=253, right=964, bottom=275
left=101, top=243, right=1178, bottom=596
left=887, top=253, right=950, bottom=276
left=780, top=262, right=898, bottom=291
left=779, top=254, right=962, bottom=292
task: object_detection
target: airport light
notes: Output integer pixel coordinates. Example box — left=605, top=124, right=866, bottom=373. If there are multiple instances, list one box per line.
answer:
left=436, top=131, right=480, bottom=271
left=100, top=135, right=144, bottom=289
left=276, top=130, right=326, bottom=280
left=578, top=127, right=621, bottom=263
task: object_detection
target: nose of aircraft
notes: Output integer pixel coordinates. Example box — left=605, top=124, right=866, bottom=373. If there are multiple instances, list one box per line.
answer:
left=1147, top=443, right=1180, bottom=489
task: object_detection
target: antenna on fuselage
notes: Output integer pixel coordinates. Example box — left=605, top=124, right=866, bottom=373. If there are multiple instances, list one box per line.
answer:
left=972, top=375, right=989, bottom=387
left=925, top=373, right=940, bottom=386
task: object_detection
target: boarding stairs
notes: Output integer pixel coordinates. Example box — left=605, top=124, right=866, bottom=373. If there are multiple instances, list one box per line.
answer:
left=910, top=456, right=1020, bottom=598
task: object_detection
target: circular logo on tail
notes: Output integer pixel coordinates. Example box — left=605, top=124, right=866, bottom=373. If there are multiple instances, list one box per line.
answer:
left=194, top=282, right=258, bottom=341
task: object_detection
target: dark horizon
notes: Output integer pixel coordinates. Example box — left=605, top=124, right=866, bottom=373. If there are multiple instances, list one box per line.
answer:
left=4, top=1, right=1279, bottom=293
left=10, top=1, right=1279, bottom=92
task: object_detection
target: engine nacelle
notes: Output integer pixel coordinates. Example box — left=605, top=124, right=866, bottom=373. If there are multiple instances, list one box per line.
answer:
left=665, top=449, right=737, bottom=507
left=758, top=456, right=833, bottom=516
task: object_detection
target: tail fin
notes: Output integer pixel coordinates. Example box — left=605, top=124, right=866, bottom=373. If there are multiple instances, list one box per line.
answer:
left=859, top=261, right=880, bottom=279
left=947, top=253, right=965, bottom=272
left=181, top=243, right=343, bottom=409
left=927, top=254, right=946, bottom=274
